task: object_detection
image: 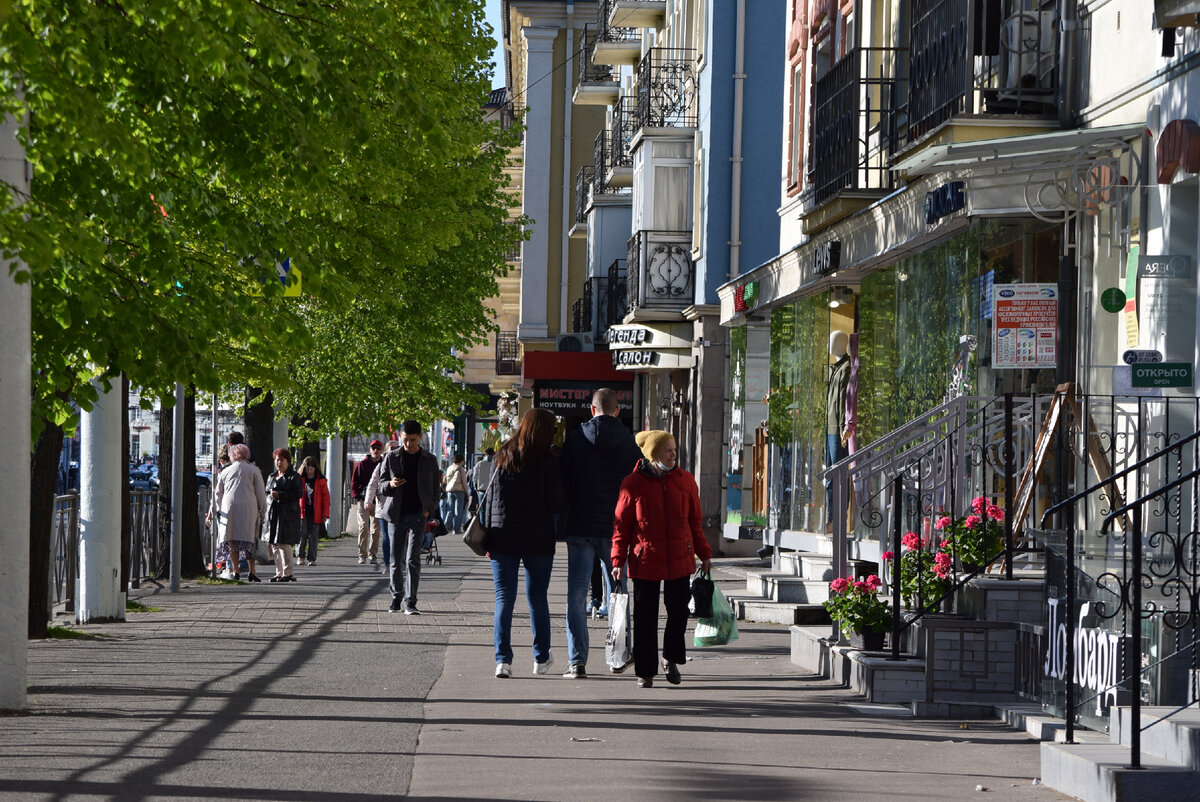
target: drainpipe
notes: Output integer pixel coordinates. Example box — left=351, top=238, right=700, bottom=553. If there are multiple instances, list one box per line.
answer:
left=560, top=3, right=575, bottom=335
left=728, top=0, right=746, bottom=280
left=1057, top=0, right=1078, bottom=128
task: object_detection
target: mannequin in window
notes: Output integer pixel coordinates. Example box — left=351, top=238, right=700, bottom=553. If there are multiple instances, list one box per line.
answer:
left=825, top=330, right=852, bottom=531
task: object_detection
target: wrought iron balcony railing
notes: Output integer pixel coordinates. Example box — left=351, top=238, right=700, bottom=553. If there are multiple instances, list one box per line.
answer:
left=907, top=0, right=1058, bottom=144
left=578, top=26, right=615, bottom=84
left=597, top=0, right=639, bottom=42
left=593, top=131, right=610, bottom=194
left=571, top=298, right=585, bottom=333
left=611, top=95, right=637, bottom=166
left=606, top=259, right=628, bottom=325
left=635, top=49, right=697, bottom=130
left=581, top=280, right=595, bottom=333
left=626, top=231, right=693, bottom=315
left=495, top=331, right=520, bottom=375
left=575, top=165, right=594, bottom=224
left=810, top=47, right=904, bottom=208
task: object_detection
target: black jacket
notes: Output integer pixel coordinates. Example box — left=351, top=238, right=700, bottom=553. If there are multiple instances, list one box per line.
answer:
left=484, top=454, right=565, bottom=556
left=265, top=468, right=303, bottom=546
left=559, top=415, right=641, bottom=540
left=376, top=446, right=439, bottom=523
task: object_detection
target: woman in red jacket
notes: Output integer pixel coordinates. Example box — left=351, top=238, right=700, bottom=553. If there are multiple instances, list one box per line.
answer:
left=298, top=457, right=331, bottom=566
left=611, top=430, right=712, bottom=687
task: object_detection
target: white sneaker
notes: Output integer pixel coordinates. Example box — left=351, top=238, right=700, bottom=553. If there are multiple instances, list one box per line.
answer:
left=307, top=560, right=316, bottom=566
left=495, top=663, right=512, bottom=678
left=218, top=570, right=237, bottom=581
left=358, top=556, right=367, bottom=564
left=532, top=651, right=555, bottom=675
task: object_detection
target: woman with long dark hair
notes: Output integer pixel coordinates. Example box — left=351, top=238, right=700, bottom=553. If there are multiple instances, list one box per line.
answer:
left=483, top=408, right=565, bottom=678
left=297, top=456, right=330, bottom=566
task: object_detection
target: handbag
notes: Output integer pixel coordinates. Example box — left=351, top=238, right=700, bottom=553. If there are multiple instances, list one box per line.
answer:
left=690, top=568, right=714, bottom=619
left=462, top=465, right=499, bottom=557
left=694, top=584, right=739, bottom=647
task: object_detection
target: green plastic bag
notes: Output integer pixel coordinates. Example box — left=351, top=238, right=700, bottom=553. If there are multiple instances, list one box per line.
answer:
left=693, top=583, right=739, bottom=647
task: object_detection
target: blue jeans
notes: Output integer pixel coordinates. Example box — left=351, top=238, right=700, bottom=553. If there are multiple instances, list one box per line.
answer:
left=825, top=433, right=848, bottom=520
left=378, top=518, right=391, bottom=568
left=445, top=490, right=466, bottom=532
left=565, top=537, right=623, bottom=667
left=389, top=512, right=426, bottom=609
left=490, top=552, right=554, bottom=665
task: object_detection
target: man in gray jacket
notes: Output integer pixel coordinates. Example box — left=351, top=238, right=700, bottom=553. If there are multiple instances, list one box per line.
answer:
left=376, top=420, right=439, bottom=614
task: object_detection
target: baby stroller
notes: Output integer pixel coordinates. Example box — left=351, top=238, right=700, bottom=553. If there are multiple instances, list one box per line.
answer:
left=423, top=517, right=448, bottom=565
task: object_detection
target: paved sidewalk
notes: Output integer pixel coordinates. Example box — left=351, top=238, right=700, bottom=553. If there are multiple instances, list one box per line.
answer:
left=0, top=534, right=1069, bottom=801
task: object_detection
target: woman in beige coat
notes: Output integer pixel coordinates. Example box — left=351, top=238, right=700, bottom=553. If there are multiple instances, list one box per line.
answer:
left=213, top=443, right=267, bottom=581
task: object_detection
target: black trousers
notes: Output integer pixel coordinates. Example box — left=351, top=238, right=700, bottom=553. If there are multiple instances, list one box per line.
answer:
left=632, top=575, right=691, bottom=679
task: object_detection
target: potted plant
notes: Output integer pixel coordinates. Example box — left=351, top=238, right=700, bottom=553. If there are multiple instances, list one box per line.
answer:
left=935, top=496, right=1005, bottom=571
left=822, top=574, right=889, bottom=650
left=890, top=531, right=952, bottom=611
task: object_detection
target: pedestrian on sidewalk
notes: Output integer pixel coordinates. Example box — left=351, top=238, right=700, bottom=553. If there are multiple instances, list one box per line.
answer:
left=351, top=440, right=384, bottom=564
left=265, top=447, right=303, bottom=582
left=376, top=421, right=438, bottom=614
left=559, top=388, right=641, bottom=679
left=441, top=454, right=469, bottom=533
left=297, top=456, right=330, bottom=566
left=365, top=440, right=399, bottom=571
left=612, top=430, right=712, bottom=688
left=212, top=443, right=266, bottom=581
left=484, top=408, right=565, bottom=679
left=469, top=447, right=494, bottom=513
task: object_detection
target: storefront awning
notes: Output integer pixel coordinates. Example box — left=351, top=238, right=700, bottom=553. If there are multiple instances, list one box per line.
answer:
left=522, top=350, right=627, bottom=382
left=892, top=123, right=1146, bottom=178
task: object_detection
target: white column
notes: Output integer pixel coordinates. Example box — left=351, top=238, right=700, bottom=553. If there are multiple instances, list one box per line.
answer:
left=0, top=107, right=30, bottom=709
left=78, top=379, right=125, bottom=623
left=169, top=384, right=184, bottom=592
left=325, top=436, right=344, bottom=536
left=517, top=26, right=558, bottom=341
left=273, top=415, right=289, bottom=454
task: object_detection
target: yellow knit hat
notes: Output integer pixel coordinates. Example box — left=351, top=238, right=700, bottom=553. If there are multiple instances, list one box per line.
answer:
left=635, top=429, right=674, bottom=461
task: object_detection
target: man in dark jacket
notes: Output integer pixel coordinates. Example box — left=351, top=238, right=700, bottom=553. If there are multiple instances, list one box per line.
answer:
left=376, top=420, right=439, bottom=614
left=559, top=388, right=641, bottom=678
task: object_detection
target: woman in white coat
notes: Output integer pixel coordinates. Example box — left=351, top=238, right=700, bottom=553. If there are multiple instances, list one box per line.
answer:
left=213, top=443, right=267, bottom=581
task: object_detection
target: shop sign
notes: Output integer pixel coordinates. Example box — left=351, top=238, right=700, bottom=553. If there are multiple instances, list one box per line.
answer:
left=605, top=323, right=691, bottom=350
left=1138, top=255, right=1196, bottom=369
left=733, top=280, right=759, bottom=312
left=814, top=241, right=841, bottom=276
left=1131, top=363, right=1194, bottom=388
left=533, top=380, right=633, bottom=415
left=611, top=349, right=690, bottom=370
left=1100, top=287, right=1126, bottom=313
left=1044, top=598, right=1121, bottom=717
left=924, top=181, right=965, bottom=224
left=992, top=283, right=1057, bottom=369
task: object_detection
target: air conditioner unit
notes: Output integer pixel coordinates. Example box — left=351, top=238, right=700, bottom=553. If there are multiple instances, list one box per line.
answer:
left=556, top=333, right=595, bottom=353
left=1000, top=11, right=1056, bottom=93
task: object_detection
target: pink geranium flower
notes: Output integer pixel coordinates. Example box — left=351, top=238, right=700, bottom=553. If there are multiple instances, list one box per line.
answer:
left=853, top=581, right=869, bottom=593
left=964, top=514, right=982, bottom=529
left=901, top=531, right=924, bottom=550
left=881, top=551, right=894, bottom=561
left=830, top=577, right=851, bottom=593
left=971, top=496, right=988, bottom=513
left=865, top=574, right=882, bottom=590
left=986, top=504, right=1004, bottom=521
left=935, top=515, right=952, bottom=530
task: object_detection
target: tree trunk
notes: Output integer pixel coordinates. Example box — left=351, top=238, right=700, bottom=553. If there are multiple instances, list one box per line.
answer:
left=244, top=386, right=274, bottom=481
left=180, top=389, right=205, bottom=577
left=156, top=399, right=173, bottom=579
left=292, top=414, right=321, bottom=467
left=28, top=420, right=64, bottom=639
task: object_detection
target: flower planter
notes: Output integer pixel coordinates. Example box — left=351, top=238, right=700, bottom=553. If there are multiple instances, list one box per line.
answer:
left=849, top=629, right=885, bottom=651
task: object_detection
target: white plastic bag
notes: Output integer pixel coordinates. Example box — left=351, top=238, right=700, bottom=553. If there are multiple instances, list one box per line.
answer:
left=605, top=591, right=632, bottom=672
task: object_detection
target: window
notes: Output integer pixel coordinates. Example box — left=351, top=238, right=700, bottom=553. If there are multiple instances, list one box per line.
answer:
left=787, top=63, right=805, bottom=193
left=692, top=133, right=705, bottom=254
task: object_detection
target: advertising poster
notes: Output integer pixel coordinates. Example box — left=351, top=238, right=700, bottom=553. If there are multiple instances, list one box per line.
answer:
left=992, top=283, right=1058, bottom=369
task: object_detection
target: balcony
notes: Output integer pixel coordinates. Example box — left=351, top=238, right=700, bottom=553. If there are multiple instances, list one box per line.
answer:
left=809, top=48, right=904, bottom=210
left=495, top=331, right=520, bottom=376
left=636, top=49, right=697, bottom=131
left=625, top=231, right=694, bottom=319
left=607, top=0, right=666, bottom=30
left=606, top=259, right=628, bottom=328
left=594, top=97, right=636, bottom=193
left=571, top=297, right=586, bottom=334
left=574, top=26, right=619, bottom=106
left=907, top=0, right=1058, bottom=145
left=593, top=0, right=641, bottom=67
left=574, top=165, right=594, bottom=228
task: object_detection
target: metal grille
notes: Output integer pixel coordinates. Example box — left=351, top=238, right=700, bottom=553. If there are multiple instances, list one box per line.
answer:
left=578, top=25, right=615, bottom=84
left=495, top=331, right=520, bottom=375
left=636, top=49, right=697, bottom=129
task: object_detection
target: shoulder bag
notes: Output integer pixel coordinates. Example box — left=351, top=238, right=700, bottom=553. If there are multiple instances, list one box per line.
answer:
left=462, top=465, right=499, bottom=557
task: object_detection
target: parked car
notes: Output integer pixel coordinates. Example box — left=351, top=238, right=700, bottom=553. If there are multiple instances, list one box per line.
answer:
left=129, top=465, right=158, bottom=491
